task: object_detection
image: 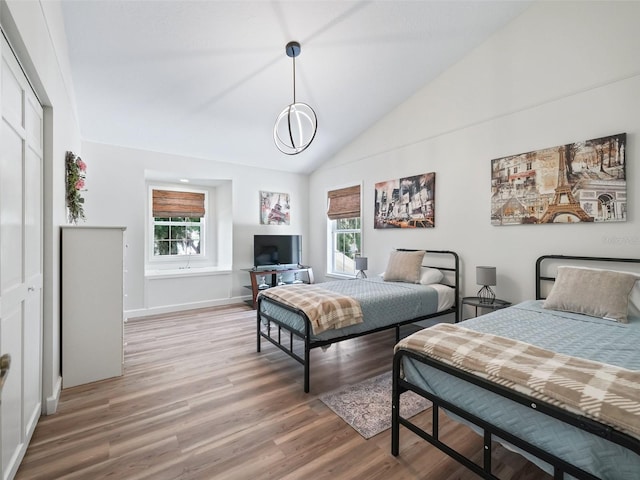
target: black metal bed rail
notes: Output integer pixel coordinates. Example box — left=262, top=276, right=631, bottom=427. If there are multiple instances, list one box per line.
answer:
left=392, top=349, right=640, bottom=479
left=535, top=254, right=640, bottom=300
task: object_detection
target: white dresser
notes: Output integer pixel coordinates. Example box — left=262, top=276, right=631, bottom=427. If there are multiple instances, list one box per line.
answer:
left=61, top=226, right=126, bottom=388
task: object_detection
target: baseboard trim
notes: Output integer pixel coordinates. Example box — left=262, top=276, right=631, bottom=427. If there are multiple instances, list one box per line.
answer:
left=44, top=375, right=62, bottom=415
left=125, top=295, right=250, bottom=319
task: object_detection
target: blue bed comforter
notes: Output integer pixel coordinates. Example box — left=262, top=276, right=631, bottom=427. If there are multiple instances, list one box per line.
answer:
left=259, top=276, right=444, bottom=342
left=401, top=300, right=640, bottom=479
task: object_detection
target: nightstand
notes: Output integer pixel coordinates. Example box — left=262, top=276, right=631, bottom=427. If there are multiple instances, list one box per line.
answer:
left=459, top=297, right=511, bottom=323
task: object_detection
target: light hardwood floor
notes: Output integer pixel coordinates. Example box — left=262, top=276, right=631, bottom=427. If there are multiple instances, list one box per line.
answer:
left=17, top=305, right=551, bottom=479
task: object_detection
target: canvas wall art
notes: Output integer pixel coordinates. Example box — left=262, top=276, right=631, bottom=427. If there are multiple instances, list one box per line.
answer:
left=260, top=191, right=290, bottom=225
left=491, top=133, right=626, bottom=226
left=374, top=172, right=435, bottom=228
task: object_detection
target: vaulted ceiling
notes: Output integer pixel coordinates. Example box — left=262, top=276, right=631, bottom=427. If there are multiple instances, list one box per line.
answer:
left=61, top=1, right=532, bottom=174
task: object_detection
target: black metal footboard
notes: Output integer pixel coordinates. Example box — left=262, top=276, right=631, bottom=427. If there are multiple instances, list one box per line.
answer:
left=391, top=349, right=640, bottom=480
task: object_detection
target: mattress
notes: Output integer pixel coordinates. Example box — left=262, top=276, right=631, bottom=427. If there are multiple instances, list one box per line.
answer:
left=259, top=276, right=455, bottom=342
left=400, top=300, right=640, bottom=479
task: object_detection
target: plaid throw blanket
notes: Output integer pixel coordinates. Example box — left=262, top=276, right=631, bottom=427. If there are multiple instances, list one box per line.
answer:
left=259, top=284, right=363, bottom=335
left=395, top=323, right=640, bottom=439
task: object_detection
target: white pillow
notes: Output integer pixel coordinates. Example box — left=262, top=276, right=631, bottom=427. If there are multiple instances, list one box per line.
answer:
left=419, top=267, right=444, bottom=285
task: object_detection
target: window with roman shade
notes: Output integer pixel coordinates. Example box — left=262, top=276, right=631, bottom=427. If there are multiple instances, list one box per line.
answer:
left=151, top=188, right=206, bottom=257
left=327, top=185, right=362, bottom=275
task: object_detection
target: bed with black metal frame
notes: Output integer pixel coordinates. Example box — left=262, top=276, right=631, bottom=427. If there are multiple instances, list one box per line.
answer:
left=257, top=249, right=459, bottom=393
left=392, top=254, right=640, bottom=479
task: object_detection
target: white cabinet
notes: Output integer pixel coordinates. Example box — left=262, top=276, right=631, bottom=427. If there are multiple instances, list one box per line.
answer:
left=61, top=226, right=126, bottom=388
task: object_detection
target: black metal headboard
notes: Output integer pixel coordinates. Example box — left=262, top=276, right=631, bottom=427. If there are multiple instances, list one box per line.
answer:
left=535, top=254, right=640, bottom=300
left=397, top=249, right=460, bottom=313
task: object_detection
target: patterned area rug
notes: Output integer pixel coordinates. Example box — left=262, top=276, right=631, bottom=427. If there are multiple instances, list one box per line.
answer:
left=319, top=371, right=432, bottom=439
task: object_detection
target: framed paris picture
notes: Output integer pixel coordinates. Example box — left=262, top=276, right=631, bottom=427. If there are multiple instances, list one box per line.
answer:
left=374, top=172, right=435, bottom=228
left=260, top=191, right=290, bottom=225
left=491, top=133, right=626, bottom=225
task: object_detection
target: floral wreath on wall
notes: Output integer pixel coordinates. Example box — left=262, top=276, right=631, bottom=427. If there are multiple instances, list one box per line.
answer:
left=65, top=151, right=87, bottom=224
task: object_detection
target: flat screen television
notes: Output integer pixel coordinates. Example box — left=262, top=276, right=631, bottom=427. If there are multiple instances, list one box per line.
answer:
left=253, top=235, right=302, bottom=267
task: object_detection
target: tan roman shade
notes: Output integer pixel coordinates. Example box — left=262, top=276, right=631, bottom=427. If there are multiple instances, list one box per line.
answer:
left=152, top=189, right=205, bottom=218
left=327, top=185, right=361, bottom=220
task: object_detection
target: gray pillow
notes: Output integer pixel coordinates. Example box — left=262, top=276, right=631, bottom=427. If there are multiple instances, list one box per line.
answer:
left=383, top=250, right=425, bottom=283
left=543, top=266, right=638, bottom=323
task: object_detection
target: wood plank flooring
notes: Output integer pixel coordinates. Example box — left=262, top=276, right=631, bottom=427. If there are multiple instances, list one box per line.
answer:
left=16, top=304, right=551, bottom=479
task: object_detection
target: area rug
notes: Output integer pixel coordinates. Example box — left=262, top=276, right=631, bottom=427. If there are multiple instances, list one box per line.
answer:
left=319, top=371, right=431, bottom=439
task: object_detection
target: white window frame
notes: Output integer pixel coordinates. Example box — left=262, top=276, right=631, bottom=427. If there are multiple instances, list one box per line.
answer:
left=147, top=184, right=210, bottom=268
left=326, top=184, right=363, bottom=277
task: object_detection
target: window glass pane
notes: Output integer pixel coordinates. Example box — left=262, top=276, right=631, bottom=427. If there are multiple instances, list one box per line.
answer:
left=154, top=225, right=169, bottom=241
left=186, top=226, right=200, bottom=239
left=152, top=196, right=205, bottom=257
left=154, top=240, right=170, bottom=256
left=336, top=218, right=348, bottom=229
left=331, top=217, right=361, bottom=275
left=172, top=225, right=186, bottom=239
left=186, top=227, right=200, bottom=254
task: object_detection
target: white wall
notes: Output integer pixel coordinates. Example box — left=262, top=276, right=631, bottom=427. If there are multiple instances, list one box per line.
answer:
left=81, top=141, right=309, bottom=316
left=1, top=0, right=82, bottom=413
left=309, top=1, right=640, bottom=313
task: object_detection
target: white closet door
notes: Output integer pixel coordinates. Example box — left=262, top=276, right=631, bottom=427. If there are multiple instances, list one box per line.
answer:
left=0, top=35, right=43, bottom=480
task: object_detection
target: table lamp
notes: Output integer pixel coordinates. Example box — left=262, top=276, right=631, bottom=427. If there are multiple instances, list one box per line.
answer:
left=476, top=266, right=496, bottom=304
left=355, top=256, right=368, bottom=279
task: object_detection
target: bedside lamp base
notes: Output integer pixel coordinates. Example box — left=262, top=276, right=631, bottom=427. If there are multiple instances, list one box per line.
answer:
left=477, top=285, right=495, bottom=304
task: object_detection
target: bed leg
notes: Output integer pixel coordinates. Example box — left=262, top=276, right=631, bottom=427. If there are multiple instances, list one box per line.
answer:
left=391, top=356, right=400, bottom=456
left=395, top=325, right=400, bottom=343
left=304, top=340, right=310, bottom=393
left=256, top=309, right=261, bottom=353
left=483, top=430, right=492, bottom=475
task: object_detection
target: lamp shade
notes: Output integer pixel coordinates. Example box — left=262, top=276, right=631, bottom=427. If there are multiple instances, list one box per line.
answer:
left=355, top=257, right=368, bottom=271
left=476, top=266, right=496, bottom=286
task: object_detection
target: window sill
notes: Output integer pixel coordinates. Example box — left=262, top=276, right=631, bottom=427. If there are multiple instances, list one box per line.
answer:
left=325, top=272, right=356, bottom=280
left=145, top=266, right=232, bottom=279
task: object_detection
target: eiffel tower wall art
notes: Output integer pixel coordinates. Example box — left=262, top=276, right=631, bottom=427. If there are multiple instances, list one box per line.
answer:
left=490, top=133, right=626, bottom=226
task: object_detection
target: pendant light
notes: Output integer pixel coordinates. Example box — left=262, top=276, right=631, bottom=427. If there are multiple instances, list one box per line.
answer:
left=273, top=41, right=317, bottom=155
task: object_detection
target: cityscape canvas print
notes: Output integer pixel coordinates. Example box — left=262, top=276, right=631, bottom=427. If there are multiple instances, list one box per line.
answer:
left=374, top=172, right=435, bottom=228
left=260, top=191, right=290, bottom=225
left=491, top=133, right=626, bottom=226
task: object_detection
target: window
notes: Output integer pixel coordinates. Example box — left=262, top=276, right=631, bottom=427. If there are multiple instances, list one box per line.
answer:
left=151, top=188, right=206, bottom=258
left=327, top=185, right=361, bottom=275
left=153, top=217, right=201, bottom=256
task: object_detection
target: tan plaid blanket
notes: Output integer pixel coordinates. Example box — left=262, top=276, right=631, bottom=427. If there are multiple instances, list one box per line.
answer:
left=395, top=323, right=640, bottom=439
left=259, top=284, right=363, bottom=335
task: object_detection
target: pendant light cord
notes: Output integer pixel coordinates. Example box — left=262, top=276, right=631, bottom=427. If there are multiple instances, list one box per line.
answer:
left=292, top=54, right=296, bottom=104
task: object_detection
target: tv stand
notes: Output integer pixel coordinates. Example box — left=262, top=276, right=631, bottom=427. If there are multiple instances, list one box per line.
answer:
left=245, top=266, right=314, bottom=309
